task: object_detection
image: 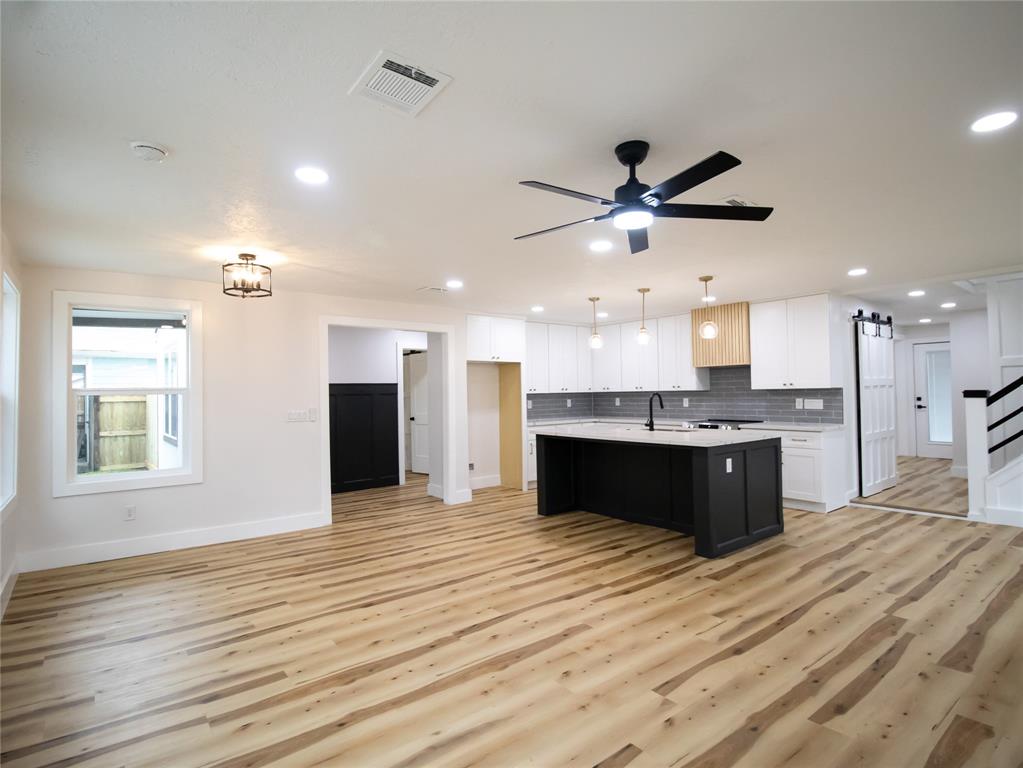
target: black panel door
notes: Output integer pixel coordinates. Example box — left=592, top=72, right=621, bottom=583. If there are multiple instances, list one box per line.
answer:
left=329, top=383, right=399, bottom=493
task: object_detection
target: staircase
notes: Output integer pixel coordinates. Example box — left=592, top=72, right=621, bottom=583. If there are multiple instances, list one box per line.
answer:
left=964, top=374, right=1023, bottom=526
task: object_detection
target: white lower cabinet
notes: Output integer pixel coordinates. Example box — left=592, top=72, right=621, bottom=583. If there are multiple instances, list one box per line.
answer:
left=743, top=426, right=847, bottom=512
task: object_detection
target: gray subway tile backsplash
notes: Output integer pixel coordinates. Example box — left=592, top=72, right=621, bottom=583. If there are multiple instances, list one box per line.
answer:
left=527, top=365, right=843, bottom=424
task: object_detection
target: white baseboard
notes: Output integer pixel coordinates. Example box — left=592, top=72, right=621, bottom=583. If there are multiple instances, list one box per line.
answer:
left=445, top=488, right=472, bottom=505
left=983, top=506, right=1023, bottom=528
left=469, top=474, right=501, bottom=490
left=427, top=482, right=443, bottom=499
left=18, top=510, right=329, bottom=572
left=1, top=559, right=18, bottom=618
left=950, top=464, right=968, bottom=478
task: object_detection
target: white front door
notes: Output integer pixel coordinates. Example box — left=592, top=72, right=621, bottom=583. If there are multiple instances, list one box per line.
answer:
left=408, top=352, right=430, bottom=474
left=913, top=342, right=953, bottom=459
left=858, top=322, right=898, bottom=496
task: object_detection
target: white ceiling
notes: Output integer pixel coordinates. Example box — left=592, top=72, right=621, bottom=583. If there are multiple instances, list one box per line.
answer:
left=3, top=2, right=1021, bottom=323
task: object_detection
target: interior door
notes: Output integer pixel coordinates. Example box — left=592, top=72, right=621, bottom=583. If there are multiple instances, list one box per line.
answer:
left=913, top=342, right=953, bottom=459
left=858, top=321, right=898, bottom=496
left=408, top=352, right=430, bottom=474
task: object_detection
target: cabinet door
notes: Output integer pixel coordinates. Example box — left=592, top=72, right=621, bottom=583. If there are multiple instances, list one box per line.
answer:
left=576, top=326, right=593, bottom=392
left=676, top=314, right=710, bottom=390
left=548, top=325, right=578, bottom=392
left=787, top=294, right=831, bottom=388
left=524, top=322, right=549, bottom=393
left=466, top=315, right=493, bottom=361
left=749, top=300, right=790, bottom=389
left=491, top=317, right=524, bottom=362
left=657, top=316, right=681, bottom=389
left=592, top=324, right=621, bottom=391
left=639, top=319, right=659, bottom=391
left=619, top=322, right=641, bottom=391
left=781, top=447, right=822, bottom=501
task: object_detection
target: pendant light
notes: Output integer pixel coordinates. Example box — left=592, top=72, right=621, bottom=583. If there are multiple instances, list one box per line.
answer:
left=636, top=288, right=652, bottom=345
left=698, top=276, right=718, bottom=339
left=223, top=253, right=272, bottom=298
left=588, top=297, right=604, bottom=349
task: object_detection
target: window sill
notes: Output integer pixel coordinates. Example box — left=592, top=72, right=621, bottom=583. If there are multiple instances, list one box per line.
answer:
left=53, top=467, right=202, bottom=498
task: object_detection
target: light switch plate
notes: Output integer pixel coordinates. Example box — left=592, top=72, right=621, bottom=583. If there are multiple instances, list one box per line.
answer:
left=683, top=398, right=689, bottom=407
left=804, top=398, right=824, bottom=410
left=566, top=399, right=572, bottom=408
left=615, top=397, right=620, bottom=406
left=527, top=400, right=533, bottom=410
left=795, top=398, right=804, bottom=409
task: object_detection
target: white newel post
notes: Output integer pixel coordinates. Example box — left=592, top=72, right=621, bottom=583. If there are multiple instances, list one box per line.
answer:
left=963, top=393, right=989, bottom=518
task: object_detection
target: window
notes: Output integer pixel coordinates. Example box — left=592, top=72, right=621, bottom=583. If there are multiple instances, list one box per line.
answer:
left=52, top=292, right=203, bottom=496
left=1, top=274, right=20, bottom=509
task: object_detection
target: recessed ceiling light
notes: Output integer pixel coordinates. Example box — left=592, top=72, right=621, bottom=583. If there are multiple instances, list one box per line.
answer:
left=941, top=302, right=957, bottom=309
left=907, top=290, right=925, bottom=297
left=919, top=318, right=932, bottom=324
left=130, top=141, right=169, bottom=162
left=531, top=305, right=544, bottom=313
left=596, top=311, right=608, bottom=319
left=847, top=267, right=868, bottom=277
left=589, top=240, right=613, bottom=253
left=294, top=166, right=329, bottom=185
left=445, top=279, right=463, bottom=290
left=971, top=111, right=1018, bottom=133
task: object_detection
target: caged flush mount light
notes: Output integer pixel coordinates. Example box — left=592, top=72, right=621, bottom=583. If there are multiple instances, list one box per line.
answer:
left=223, top=253, right=272, bottom=298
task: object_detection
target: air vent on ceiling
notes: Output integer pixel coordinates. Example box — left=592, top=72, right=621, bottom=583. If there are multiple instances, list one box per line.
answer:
left=722, top=195, right=757, bottom=208
left=350, top=50, right=452, bottom=116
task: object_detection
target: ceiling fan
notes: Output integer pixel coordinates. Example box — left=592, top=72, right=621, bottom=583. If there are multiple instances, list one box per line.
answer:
left=514, top=140, right=773, bottom=254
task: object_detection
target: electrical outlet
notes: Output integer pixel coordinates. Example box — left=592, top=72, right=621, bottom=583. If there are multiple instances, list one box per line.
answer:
left=725, top=458, right=733, bottom=474
left=527, top=400, right=533, bottom=410
left=804, top=398, right=824, bottom=410
left=683, top=398, right=689, bottom=407
left=566, top=399, right=572, bottom=408
left=124, top=505, right=137, bottom=522
left=795, top=398, right=804, bottom=409
left=615, top=397, right=620, bottom=406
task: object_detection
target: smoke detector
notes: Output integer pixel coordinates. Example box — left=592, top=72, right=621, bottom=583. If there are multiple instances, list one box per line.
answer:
left=349, top=50, right=452, bottom=116
left=130, top=141, right=169, bottom=162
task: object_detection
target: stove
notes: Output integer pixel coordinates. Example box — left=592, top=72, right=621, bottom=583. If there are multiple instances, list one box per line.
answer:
left=696, top=419, right=764, bottom=431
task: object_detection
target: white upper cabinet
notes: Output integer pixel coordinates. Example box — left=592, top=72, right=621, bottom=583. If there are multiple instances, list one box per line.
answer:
left=467, top=315, right=525, bottom=362
left=657, top=314, right=710, bottom=391
left=576, top=326, right=593, bottom=392
left=619, top=321, right=659, bottom=391
left=524, top=322, right=549, bottom=393
left=592, top=324, right=622, bottom=391
left=750, top=294, right=837, bottom=389
left=547, top=325, right=578, bottom=393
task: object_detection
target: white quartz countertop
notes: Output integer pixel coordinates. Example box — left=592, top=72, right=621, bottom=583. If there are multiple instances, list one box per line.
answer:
left=527, top=418, right=844, bottom=433
left=531, top=422, right=781, bottom=447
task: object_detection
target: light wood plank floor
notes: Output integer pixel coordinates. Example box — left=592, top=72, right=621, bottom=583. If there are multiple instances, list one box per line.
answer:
left=853, top=455, right=969, bottom=517
left=3, top=476, right=1022, bottom=767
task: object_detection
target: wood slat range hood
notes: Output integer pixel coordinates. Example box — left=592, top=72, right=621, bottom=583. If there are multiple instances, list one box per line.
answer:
left=691, top=301, right=751, bottom=367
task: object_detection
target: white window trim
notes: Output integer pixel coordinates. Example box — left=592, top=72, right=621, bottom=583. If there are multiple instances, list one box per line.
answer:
left=52, top=291, right=204, bottom=497
left=1, top=273, right=20, bottom=511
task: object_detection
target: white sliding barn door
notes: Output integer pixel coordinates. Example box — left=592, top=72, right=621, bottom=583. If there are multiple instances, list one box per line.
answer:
left=858, top=323, right=898, bottom=496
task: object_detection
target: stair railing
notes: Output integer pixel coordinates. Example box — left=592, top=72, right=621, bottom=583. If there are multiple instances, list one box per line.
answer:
left=963, top=374, right=1023, bottom=516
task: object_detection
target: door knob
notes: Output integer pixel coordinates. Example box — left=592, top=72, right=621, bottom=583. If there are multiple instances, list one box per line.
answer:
left=916, top=404, right=927, bottom=409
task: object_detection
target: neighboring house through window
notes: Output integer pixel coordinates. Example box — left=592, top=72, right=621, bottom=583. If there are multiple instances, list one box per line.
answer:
left=52, top=292, right=203, bottom=496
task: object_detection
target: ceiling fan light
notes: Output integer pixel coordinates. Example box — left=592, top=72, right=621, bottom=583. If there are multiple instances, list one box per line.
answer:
left=698, top=320, right=719, bottom=340
left=612, top=208, right=653, bottom=230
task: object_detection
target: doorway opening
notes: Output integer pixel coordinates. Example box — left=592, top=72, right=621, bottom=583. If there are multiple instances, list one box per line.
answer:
left=402, top=348, right=430, bottom=481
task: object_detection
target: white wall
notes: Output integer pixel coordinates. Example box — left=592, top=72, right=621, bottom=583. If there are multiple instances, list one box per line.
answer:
left=328, top=326, right=427, bottom=383
left=17, top=265, right=472, bottom=571
left=467, top=363, right=501, bottom=489
left=949, top=310, right=989, bottom=474
left=0, top=234, right=24, bottom=614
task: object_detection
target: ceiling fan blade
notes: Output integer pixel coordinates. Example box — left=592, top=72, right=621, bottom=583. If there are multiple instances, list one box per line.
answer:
left=641, top=151, right=742, bottom=206
left=653, top=203, right=773, bottom=221
left=514, top=213, right=612, bottom=241
left=519, top=181, right=618, bottom=207
left=627, top=228, right=649, bottom=254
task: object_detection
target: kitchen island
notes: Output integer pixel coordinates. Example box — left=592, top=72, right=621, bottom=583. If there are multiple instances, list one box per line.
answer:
left=534, top=423, right=783, bottom=558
